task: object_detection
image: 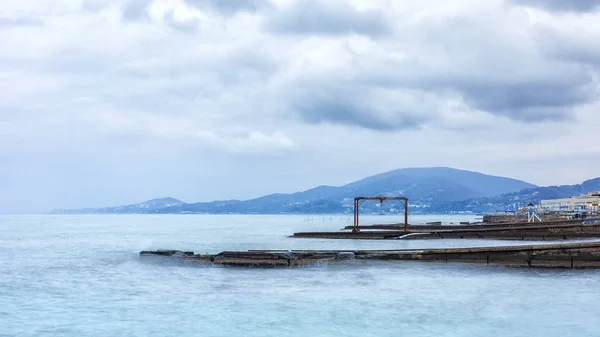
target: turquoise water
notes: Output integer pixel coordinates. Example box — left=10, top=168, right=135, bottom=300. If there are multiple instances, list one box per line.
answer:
left=2, top=214, right=600, bottom=336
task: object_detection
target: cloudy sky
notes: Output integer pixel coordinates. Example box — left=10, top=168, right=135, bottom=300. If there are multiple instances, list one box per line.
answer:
left=1, top=0, right=600, bottom=212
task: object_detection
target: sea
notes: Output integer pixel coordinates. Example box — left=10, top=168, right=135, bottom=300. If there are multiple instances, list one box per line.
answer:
left=1, top=214, right=600, bottom=337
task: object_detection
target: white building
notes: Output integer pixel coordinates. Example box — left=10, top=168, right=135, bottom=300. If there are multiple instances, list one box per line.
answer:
left=540, top=191, right=600, bottom=213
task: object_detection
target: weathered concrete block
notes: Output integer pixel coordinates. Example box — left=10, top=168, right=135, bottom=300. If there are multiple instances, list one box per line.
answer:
left=435, top=253, right=462, bottom=260
left=488, top=252, right=530, bottom=264
left=531, top=250, right=572, bottom=260
left=275, top=251, right=298, bottom=260
left=572, top=252, right=600, bottom=261
left=573, top=260, right=600, bottom=268
left=457, top=253, right=489, bottom=261
left=445, top=259, right=488, bottom=265
left=289, top=258, right=327, bottom=266
left=213, top=257, right=290, bottom=267
left=488, top=260, right=530, bottom=267
left=336, top=252, right=356, bottom=260
left=530, top=260, right=572, bottom=268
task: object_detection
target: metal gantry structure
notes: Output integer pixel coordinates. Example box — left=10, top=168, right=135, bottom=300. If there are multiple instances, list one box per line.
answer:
left=353, top=196, right=409, bottom=233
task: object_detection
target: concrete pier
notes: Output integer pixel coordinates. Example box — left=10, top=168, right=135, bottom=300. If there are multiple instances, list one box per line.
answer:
left=140, top=241, right=600, bottom=268
left=295, top=219, right=600, bottom=241
left=341, top=219, right=583, bottom=231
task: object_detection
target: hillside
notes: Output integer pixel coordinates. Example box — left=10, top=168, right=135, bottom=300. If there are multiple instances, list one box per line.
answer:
left=52, top=167, right=538, bottom=214
left=339, top=167, right=536, bottom=200
left=449, top=177, right=600, bottom=213
left=52, top=197, right=185, bottom=214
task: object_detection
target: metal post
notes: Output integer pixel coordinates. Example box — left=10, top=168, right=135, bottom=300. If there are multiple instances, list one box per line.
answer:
left=353, top=197, right=359, bottom=232
left=404, top=199, right=408, bottom=233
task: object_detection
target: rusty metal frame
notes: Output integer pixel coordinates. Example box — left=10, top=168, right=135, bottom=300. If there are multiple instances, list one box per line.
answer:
left=353, top=196, right=409, bottom=233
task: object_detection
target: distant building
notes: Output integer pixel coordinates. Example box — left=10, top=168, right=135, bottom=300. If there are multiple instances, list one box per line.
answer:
left=540, top=191, right=600, bottom=213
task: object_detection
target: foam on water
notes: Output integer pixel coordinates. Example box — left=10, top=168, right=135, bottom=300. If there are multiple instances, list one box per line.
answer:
left=2, top=214, right=600, bottom=336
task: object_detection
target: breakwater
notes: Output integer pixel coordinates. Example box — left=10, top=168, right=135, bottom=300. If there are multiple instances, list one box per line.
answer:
left=482, top=213, right=570, bottom=223
left=341, top=219, right=582, bottom=231
left=296, top=219, right=600, bottom=241
left=140, top=240, right=600, bottom=268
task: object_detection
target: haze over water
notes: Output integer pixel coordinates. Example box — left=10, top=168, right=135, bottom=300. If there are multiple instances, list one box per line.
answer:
left=2, top=214, right=600, bottom=336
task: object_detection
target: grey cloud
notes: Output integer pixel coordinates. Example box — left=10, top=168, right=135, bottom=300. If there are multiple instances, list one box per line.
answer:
left=294, top=97, right=423, bottom=131
left=81, top=0, right=109, bottom=12
left=346, top=14, right=599, bottom=125
left=285, top=82, right=430, bottom=131
left=510, top=0, right=600, bottom=12
left=117, top=0, right=270, bottom=23
left=213, top=48, right=280, bottom=86
left=284, top=62, right=594, bottom=130
left=118, top=0, right=199, bottom=33
left=452, top=78, right=594, bottom=121
left=354, top=64, right=595, bottom=123
left=121, top=0, right=152, bottom=21
left=550, top=45, right=600, bottom=66
left=538, top=31, right=600, bottom=67
left=182, top=0, right=272, bottom=14
left=265, top=0, right=390, bottom=37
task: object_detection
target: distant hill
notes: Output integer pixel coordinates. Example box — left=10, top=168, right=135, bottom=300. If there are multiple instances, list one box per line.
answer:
left=52, top=167, right=538, bottom=214
left=337, top=167, right=536, bottom=200
left=451, top=177, right=600, bottom=213
left=492, top=177, right=600, bottom=203
left=51, top=197, right=185, bottom=214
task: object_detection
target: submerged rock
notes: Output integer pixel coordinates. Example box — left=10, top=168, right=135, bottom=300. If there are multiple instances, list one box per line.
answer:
left=140, top=250, right=189, bottom=257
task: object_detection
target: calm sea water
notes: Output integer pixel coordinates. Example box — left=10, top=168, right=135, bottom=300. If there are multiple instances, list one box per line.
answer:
left=1, top=214, right=600, bottom=336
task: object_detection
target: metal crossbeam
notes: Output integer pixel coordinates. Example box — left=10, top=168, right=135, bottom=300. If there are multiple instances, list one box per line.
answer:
left=353, top=196, right=409, bottom=233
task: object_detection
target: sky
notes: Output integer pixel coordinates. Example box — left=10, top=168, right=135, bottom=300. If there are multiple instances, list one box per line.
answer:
left=1, top=0, right=600, bottom=213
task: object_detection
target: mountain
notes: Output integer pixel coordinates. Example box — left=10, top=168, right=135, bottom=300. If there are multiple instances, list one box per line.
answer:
left=52, top=197, right=185, bottom=214
left=190, top=166, right=534, bottom=208
left=337, top=167, right=536, bottom=200
left=52, top=167, right=537, bottom=214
